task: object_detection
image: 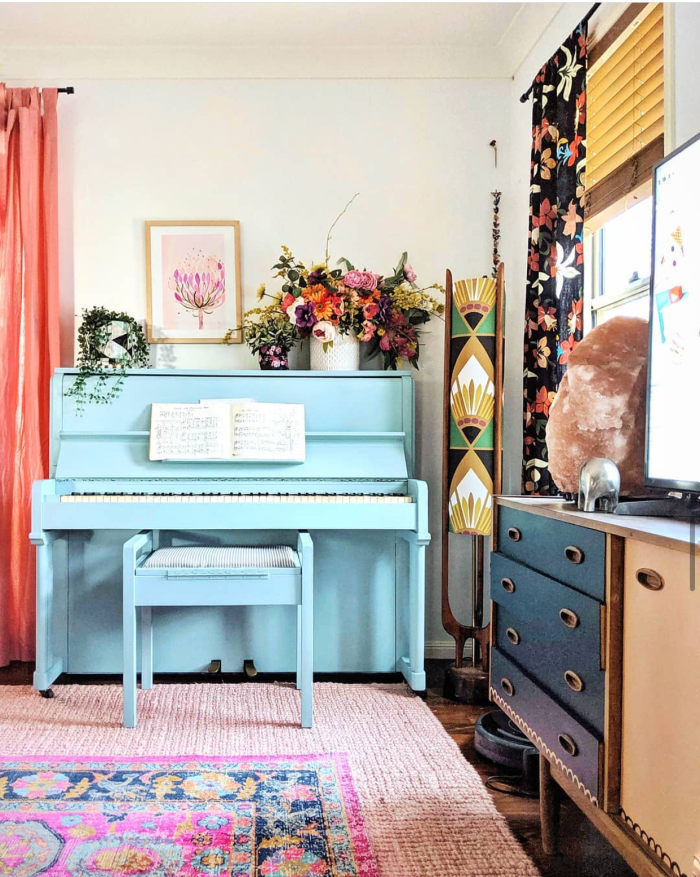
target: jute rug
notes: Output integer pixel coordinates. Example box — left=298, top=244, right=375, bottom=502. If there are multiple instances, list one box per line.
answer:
left=0, top=683, right=539, bottom=876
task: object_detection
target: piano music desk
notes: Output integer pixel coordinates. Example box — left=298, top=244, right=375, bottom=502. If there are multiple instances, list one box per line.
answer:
left=30, top=369, right=430, bottom=696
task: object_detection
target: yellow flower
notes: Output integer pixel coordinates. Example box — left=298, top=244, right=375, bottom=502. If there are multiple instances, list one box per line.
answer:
left=377, top=328, right=385, bottom=337
left=256, top=283, right=266, bottom=300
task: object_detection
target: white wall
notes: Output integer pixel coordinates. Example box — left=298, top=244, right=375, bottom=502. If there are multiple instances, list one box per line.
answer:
left=673, top=3, right=700, bottom=147
left=40, top=77, right=511, bottom=653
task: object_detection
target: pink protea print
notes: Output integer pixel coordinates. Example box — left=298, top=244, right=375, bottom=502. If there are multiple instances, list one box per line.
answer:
left=169, top=248, right=226, bottom=330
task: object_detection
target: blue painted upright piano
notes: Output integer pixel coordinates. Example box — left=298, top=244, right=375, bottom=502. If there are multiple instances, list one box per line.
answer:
left=30, top=369, right=430, bottom=696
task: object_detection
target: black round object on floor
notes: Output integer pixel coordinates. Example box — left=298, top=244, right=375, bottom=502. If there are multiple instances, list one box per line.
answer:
left=475, top=709, right=532, bottom=767
left=475, top=709, right=539, bottom=796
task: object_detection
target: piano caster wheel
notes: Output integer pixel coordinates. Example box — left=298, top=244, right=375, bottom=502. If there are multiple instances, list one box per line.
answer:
left=39, top=688, right=55, bottom=699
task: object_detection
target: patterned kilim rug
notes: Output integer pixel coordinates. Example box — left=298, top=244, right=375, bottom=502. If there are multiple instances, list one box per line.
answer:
left=0, top=683, right=539, bottom=876
left=0, top=754, right=374, bottom=876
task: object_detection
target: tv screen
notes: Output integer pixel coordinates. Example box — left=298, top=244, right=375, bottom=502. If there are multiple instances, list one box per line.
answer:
left=646, top=132, right=700, bottom=492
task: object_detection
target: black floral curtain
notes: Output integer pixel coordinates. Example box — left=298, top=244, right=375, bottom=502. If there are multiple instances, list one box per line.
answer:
left=522, top=23, right=587, bottom=495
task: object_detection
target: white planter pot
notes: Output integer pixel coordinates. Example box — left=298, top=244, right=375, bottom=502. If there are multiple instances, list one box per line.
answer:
left=310, top=331, right=360, bottom=371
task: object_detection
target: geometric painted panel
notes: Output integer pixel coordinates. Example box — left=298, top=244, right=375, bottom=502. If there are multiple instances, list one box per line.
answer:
left=447, top=277, right=498, bottom=535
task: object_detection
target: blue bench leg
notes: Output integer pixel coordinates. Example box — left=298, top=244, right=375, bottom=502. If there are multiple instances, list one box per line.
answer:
left=141, top=607, right=153, bottom=690
left=296, top=605, right=302, bottom=690
left=298, top=532, right=314, bottom=729
left=123, top=583, right=137, bottom=729
left=123, top=532, right=152, bottom=729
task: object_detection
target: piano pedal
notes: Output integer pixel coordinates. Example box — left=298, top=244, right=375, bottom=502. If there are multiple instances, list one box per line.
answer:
left=243, top=659, right=258, bottom=678
left=207, top=659, right=222, bottom=675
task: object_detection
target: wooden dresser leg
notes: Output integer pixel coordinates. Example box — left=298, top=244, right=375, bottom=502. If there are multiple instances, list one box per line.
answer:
left=539, top=754, right=560, bottom=854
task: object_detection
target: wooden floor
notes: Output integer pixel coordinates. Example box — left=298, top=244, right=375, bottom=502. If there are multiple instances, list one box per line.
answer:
left=424, top=661, right=635, bottom=877
left=0, top=659, right=635, bottom=877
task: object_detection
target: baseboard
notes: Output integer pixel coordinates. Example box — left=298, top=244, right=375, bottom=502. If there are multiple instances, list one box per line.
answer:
left=424, top=641, right=474, bottom=660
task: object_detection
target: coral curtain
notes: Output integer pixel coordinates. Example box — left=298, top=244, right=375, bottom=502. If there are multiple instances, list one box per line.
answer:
left=0, top=86, right=60, bottom=665
left=522, top=25, right=587, bottom=495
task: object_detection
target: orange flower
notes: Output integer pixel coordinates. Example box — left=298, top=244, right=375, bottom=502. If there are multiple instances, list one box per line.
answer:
left=305, top=284, right=334, bottom=320
left=534, top=385, right=555, bottom=416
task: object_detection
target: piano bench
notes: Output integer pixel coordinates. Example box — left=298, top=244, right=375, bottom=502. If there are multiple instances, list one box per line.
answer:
left=122, top=532, right=314, bottom=730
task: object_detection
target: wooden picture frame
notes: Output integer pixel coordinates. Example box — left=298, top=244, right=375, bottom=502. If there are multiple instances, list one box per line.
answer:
left=146, top=220, right=242, bottom=344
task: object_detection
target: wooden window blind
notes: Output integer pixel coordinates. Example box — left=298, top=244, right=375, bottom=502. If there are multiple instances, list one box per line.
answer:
left=586, top=3, right=663, bottom=219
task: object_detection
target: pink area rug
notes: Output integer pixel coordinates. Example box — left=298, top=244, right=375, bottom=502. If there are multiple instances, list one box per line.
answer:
left=0, top=683, right=539, bottom=876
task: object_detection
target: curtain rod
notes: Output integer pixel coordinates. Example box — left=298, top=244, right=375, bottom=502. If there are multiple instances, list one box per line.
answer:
left=57, top=87, right=74, bottom=94
left=519, top=2, right=600, bottom=104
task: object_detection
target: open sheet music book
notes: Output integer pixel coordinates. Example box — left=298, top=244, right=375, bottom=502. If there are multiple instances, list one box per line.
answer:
left=149, top=402, right=306, bottom=461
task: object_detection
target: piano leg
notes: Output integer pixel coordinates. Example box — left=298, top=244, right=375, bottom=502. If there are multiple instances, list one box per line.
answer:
left=399, top=532, right=428, bottom=692
left=31, top=531, right=63, bottom=696
left=299, top=531, right=314, bottom=729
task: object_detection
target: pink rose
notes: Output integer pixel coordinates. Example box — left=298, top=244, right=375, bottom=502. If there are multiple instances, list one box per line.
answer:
left=404, top=263, right=417, bottom=283
left=343, top=270, right=379, bottom=290
left=312, top=320, right=336, bottom=343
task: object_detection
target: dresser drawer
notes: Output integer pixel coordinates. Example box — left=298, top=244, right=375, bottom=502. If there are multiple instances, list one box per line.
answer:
left=497, top=506, right=606, bottom=601
left=492, top=553, right=605, bottom=734
left=491, top=648, right=602, bottom=804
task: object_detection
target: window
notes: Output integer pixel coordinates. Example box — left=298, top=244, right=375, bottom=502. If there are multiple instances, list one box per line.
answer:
left=586, top=198, right=652, bottom=329
left=584, top=3, right=663, bottom=331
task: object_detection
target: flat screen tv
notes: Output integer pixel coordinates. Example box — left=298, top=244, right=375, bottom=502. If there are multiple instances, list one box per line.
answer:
left=645, top=132, right=700, bottom=495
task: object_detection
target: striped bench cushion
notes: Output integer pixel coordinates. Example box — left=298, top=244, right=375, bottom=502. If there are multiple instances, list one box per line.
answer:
left=141, top=545, right=298, bottom=570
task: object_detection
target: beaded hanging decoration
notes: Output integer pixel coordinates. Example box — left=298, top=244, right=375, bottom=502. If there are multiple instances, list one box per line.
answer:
left=491, top=190, right=502, bottom=279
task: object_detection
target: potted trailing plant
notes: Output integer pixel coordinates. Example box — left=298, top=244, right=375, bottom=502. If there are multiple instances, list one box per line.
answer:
left=65, top=306, right=150, bottom=413
left=224, top=299, right=297, bottom=369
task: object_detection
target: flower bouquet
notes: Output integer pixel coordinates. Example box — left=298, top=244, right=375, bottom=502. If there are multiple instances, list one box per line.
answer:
left=257, top=248, right=443, bottom=370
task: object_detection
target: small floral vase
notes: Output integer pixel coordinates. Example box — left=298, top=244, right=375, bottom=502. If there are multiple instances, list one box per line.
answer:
left=310, top=332, right=360, bottom=371
left=258, top=345, right=290, bottom=370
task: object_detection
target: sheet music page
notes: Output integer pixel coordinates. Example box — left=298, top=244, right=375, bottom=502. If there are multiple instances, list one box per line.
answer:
left=200, top=398, right=256, bottom=405
left=149, top=403, right=231, bottom=460
left=230, top=402, right=306, bottom=461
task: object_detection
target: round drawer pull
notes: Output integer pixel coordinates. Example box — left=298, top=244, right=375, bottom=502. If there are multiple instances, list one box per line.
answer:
left=559, top=608, right=580, bottom=629
left=565, top=545, right=584, bottom=564
left=507, top=527, right=522, bottom=542
left=501, top=677, right=514, bottom=697
left=564, top=670, right=584, bottom=692
left=558, top=733, right=579, bottom=757
left=501, top=577, right=516, bottom=594
left=636, top=568, right=664, bottom=591
left=506, top=627, right=520, bottom=645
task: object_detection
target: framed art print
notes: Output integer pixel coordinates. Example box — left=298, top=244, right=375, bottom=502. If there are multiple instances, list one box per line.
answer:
left=146, top=220, right=242, bottom=343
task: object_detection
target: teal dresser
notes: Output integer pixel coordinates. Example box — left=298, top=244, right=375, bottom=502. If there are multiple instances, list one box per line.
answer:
left=489, top=497, right=700, bottom=877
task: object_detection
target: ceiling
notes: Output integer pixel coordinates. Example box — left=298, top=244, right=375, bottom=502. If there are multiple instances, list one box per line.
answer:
left=0, top=2, right=567, bottom=79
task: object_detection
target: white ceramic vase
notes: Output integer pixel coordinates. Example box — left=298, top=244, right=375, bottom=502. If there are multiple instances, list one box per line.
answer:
left=310, top=331, right=360, bottom=371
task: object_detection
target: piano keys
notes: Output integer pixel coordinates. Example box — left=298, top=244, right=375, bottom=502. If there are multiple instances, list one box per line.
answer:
left=31, top=369, right=430, bottom=697
left=59, top=493, right=413, bottom=503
